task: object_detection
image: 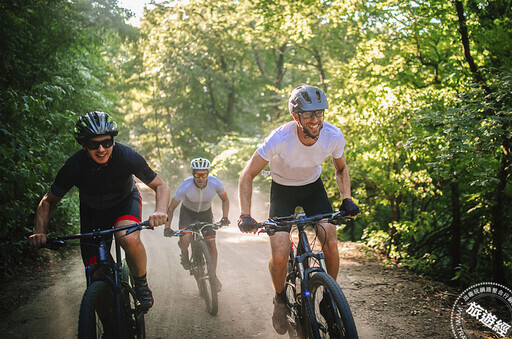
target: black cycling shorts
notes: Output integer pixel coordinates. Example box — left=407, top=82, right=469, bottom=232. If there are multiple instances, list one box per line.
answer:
left=79, top=188, right=142, bottom=268
left=269, top=177, right=333, bottom=218
left=179, top=205, right=216, bottom=240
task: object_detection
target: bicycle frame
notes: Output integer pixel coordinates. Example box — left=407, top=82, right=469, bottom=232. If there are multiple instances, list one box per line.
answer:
left=260, top=212, right=348, bottom=338
left=170, top=221, right=223, bottom=315
left=289, top=223, right=328, bottom=336
left=45, top=221, right=150, bottom=338
left=84, top=237, right=127, bottom=337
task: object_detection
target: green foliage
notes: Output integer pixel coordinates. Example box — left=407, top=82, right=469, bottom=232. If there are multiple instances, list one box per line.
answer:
left=0, top=0, right=134, bottom=280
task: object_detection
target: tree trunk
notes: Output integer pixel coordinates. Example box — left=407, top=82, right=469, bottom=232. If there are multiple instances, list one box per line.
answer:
left=490, top=154, right=508, bottom=284
left=449, top=179, right=461, bottom=272
left=225, top=82, right=235, bottom=131
left=272, top=43, right=287, bottom=120
left=454, top=0, right=488, bottom=90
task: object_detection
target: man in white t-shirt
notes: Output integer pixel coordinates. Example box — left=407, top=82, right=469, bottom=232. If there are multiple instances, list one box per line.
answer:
left=237, top=85, right=359, bottom=335
left=164, top=158, right=230, bottom=291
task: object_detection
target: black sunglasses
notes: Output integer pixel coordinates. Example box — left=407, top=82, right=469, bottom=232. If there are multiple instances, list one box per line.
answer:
left=299, top=110, right=324, bottom=119
left=85, top=138, right=114, bottom=150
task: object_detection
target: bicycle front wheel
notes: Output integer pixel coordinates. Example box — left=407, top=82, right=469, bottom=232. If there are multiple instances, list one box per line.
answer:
left=196, top=240, right=218, bottom=315
left=121, top=260, right=145, bottom=339
left=305, top=272, right=358, bottom=339
left=78, top=280, right=114, bottom=339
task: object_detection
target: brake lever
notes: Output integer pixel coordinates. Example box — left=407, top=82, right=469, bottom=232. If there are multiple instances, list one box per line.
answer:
left=45, top=239, right=66, bottom=250
left=125, top=225, right=141, bottom=236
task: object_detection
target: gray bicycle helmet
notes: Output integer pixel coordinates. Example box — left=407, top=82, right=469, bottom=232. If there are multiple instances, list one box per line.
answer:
left=190, top=157, right=211, bottom=171
left=288, top=85, right=329, bottom=115
left=74, top=111, right=119, bottom=145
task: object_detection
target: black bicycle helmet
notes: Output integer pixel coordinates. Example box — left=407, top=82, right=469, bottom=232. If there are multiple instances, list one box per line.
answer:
left=288, top=85, right=329, bottom=115
left=74, top=111, right=119, bottom=145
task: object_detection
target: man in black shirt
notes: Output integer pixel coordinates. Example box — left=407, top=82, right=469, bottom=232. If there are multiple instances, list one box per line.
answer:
left=29, top=111, right=169, bottom=311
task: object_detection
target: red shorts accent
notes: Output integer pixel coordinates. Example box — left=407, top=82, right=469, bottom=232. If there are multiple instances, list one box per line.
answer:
left=115, top=214, right=141, bottom=225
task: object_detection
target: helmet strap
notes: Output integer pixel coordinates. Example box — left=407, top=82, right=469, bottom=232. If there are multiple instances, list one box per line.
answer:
left=297, top=114, right=320, bottom=141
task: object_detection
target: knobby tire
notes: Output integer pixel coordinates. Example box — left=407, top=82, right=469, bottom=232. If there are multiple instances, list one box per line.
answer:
left=198, top=240, right=218, bottom=315
left=78, top=280, right=113, bottom=339
left=306, top=272, right=358, bottom=339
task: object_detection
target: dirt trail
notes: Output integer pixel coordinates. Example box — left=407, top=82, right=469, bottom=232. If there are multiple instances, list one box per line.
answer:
left=0, top=188, right=456, bottom=338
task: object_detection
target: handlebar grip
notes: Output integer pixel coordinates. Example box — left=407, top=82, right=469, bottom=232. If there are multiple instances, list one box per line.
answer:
left=44, top=239, right=65, bottom=250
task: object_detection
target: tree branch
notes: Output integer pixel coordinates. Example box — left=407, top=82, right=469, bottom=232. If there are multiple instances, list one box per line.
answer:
left=454, top=0, right=490, bottom=93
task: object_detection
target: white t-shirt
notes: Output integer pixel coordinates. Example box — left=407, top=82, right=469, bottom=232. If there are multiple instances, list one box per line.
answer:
left=174, top=175, right=226, bottom=213
left=257, top=121, right=345, bottom=186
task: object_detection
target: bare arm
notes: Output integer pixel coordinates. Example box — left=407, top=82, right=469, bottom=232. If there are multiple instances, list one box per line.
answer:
left=147, top=175, right=170, bottom=227
left=238, top=152, right=269, bottom=215
left=165, top=197, right=181, bottom=229
left=218, top=192, right=230, bottom=219
left=333, top=154, right=352, bottom=200
left=29, top=192, right=62, bottom=247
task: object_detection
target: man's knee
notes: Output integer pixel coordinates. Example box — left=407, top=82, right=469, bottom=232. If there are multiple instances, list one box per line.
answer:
left=270, top=252, right=289, bottom=268
left=322, top=232, right=338, bottom=248
left=119, top=233, right=142, bottom=251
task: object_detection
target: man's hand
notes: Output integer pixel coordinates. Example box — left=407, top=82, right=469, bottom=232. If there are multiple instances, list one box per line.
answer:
left=28, top=233, right=47, bottom=248
left=163, top=228, right=175, bottom=237
left=238, top=214, right=258, bottom=233
left=220, top=217, right=230, bottom=226
left=149, top=211, right=168, bottom=228
left=340, top=198, right=360, bottom=217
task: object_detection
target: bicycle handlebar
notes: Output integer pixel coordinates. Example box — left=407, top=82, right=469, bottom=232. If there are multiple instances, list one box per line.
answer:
left=168, top=221, right=225, bottom=237
left=44, top=220, right=152, bottom=250
left=256, top=211, right=351, bottom=235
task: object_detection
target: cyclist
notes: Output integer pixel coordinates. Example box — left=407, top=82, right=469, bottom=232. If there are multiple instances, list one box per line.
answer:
left=237, top=85, right=360, bottom=334
left=28, top=111, right=169, bottom=311
left=163, top=157, right=230, bottom=292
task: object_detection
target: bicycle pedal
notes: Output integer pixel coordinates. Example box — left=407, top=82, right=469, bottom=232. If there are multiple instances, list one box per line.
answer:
left=286, top=315, right=296, bottom=325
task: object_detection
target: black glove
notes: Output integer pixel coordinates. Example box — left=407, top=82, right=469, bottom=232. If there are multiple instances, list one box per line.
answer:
left=163, top=228, right=175, bottom=237
left=340, top=198, right=360, bottom=216
left=238, top=214, right=257, bottom=232
left=220, top=217, right=230, bottom=226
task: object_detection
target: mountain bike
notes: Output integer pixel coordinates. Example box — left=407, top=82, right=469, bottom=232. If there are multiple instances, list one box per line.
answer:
left=168, top=221, right=224, bottom=315
left=44, top=220, right=152, bottom=339
left=257, top=212, right=358, bottom=339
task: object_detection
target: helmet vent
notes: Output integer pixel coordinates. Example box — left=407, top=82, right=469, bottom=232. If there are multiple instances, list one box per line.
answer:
left=301, top=92, right=312, bottom=103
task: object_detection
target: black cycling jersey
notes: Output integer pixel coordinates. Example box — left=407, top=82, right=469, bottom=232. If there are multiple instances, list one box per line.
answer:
left=50, top=143, right=157, bottom=210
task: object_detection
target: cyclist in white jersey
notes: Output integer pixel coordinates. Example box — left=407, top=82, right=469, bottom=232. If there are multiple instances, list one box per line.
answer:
left=164, top=158, right=230, bottom=291
left=237, top=85, right=359, bottom=334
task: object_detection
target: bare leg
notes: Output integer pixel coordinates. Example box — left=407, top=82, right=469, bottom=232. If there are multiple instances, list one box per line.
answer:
left=115, top=220, right=147, bottom=278
left=206, top=240, right=218, bottom=271
left=178, top=232, right=192, bottom=257
left=316, top=220, right=339, bottom=279
left=269, top=232, right=292, bottom=294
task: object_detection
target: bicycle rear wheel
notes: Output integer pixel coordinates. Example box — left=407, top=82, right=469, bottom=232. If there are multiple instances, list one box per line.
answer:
left=78, top=280, right=114, bottom=339
left=121, top=260, right=145, bottom=339
left=193, top=240, right=218, bottom=315
left=305, top=272, right=358, bottom=339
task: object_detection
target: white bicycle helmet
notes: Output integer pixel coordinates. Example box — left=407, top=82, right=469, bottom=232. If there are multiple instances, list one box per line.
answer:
left=190, top=157, right=211, bottom=171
